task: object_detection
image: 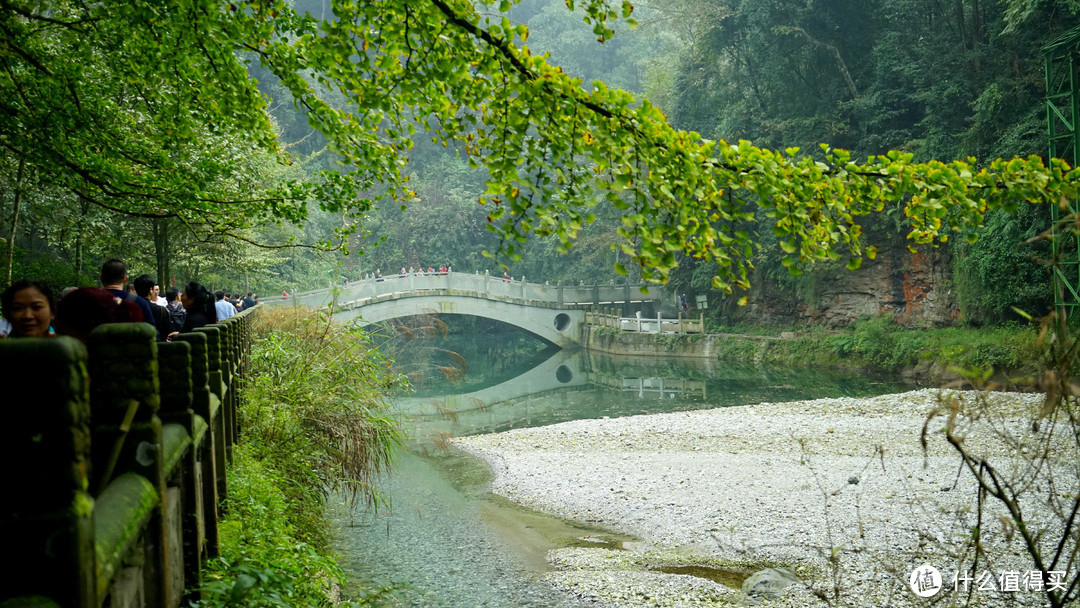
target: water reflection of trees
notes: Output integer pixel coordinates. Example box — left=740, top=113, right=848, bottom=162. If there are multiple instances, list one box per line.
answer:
left=372, top=313, right=559, bottom=395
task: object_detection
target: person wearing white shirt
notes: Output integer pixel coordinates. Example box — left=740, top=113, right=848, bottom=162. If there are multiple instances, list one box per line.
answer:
left=214, top=290, right=235, bottom=320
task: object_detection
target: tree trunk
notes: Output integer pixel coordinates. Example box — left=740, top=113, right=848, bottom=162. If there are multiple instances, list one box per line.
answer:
left=74, top=197, right=91, bottom=283
left=3, top=158, right=26, bottom=289
left=971, top=0, right=982, bottom=44
left=791, top=27, right=859, bottom=100
left=955, top=0, right=968, bottom=51
left=151, top=217, right=170, bottom=287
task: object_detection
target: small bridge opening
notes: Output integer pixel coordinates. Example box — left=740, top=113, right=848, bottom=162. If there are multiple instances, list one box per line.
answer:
left=554, top=313, right=572, bottom=332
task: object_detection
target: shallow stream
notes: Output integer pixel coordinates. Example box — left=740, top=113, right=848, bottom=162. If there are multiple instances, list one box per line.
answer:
left=335, top=319, right=914, bottom=607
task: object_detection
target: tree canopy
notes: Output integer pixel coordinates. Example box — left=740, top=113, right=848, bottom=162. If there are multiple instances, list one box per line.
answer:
left=3, top=0, right=1079, bottom=294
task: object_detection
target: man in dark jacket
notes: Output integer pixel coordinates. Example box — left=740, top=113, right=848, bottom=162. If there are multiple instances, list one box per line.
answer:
left=100, top=259, right=156, bottom=329
left=165, top=287, right=187, bottom=332
left=133, top=274, right=172, bottom=340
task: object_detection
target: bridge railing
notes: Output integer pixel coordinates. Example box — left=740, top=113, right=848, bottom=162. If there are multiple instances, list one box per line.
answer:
left=261, top=271, right=661, bottom=310
left=585, top=310, right=705, bottom=334
left=0, top=309, right=255, bottom=608
left=587, top=374, right=708, bottom=399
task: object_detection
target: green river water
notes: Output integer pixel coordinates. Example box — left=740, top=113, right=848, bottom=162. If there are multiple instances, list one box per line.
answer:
left=335, top=318, right=915, bottom=607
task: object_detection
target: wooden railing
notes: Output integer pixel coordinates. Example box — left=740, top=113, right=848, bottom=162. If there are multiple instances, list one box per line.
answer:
left=0, top=308, right=255, bottom=608
left=585, top=309, right=705, bottom=334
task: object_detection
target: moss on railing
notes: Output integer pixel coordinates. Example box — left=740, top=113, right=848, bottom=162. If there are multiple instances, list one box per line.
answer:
left=0, top=308, right=257, bottom=607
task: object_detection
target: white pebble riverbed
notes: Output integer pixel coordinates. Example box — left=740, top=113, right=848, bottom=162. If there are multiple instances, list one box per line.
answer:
left=454, top=389, right=1076, bottom=607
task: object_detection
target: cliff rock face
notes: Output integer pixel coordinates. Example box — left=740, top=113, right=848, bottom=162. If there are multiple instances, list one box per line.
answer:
left=750, top=244, right=958, bottom=328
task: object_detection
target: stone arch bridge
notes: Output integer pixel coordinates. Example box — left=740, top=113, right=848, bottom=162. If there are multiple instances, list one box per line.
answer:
left=262, top=271, right=662, bottom=348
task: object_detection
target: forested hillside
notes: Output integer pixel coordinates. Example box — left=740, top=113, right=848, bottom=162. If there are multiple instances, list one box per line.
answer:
left=659, top=0, right=1077, bottom=325
left=1, top=0, right=1077, bottom=325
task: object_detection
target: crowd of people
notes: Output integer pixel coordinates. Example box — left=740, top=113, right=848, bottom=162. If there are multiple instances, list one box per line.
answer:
left=390, top=264, right=449, bottom=278
left=393, top=264, right=451, bottom=278
left=0, top=258, right=259, bottom=341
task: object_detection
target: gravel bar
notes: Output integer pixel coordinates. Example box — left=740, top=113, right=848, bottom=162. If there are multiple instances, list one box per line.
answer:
left=454, top=389, right=1076, bottom=607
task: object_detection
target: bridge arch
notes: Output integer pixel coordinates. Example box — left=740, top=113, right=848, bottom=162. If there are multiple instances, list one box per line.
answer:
left=264, top=272, right=662, bottom=347
left=334, top=294, right=585, bottom=348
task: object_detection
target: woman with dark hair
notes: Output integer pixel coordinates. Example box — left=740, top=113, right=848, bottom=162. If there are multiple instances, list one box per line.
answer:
left=167, top=281, right=217, bottom=340
left=1, top=280, right=55, bottom=338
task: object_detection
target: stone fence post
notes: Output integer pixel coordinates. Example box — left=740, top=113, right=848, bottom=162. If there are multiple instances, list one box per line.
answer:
left=0, top=337, right=96, bottom=608
left=0, top=308, right=257, bottom=608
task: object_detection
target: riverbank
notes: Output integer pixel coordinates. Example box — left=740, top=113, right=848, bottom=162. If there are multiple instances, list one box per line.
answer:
left=454, top=389, right=1070, bottom=607
left=584, top=316, right=1045, bottom=383
left=194, top=308, right=405, bottom=607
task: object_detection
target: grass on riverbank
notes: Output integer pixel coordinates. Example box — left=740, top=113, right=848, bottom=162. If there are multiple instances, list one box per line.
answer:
left=710, top=315, right=1048, bottom=378
left=190, top=307, right=407, bottom=607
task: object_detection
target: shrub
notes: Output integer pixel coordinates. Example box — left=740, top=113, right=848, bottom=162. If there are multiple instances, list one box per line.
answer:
left=191, top=306, right=407, bottom=606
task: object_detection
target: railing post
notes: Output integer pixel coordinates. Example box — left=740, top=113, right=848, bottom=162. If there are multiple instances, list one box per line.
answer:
left=220, top=319, right=238, bottom=448
left=174, top=331, right=220, bottom=559
left=194, top=326, right=229, bottom=502
left=87, top=323, right=172, bottom=607
left=157, top=340, right=205, bottom=602
left=0, top=337, right=96, bottom=608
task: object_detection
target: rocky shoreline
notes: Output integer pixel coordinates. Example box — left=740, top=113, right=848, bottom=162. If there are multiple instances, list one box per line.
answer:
left=454, top=389, right=1073, bottom=607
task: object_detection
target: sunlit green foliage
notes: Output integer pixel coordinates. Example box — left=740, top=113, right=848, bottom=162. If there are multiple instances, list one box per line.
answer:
left=3, top=0, right=1079, bottom=298
left=652, top=0, right=1078, bottom=320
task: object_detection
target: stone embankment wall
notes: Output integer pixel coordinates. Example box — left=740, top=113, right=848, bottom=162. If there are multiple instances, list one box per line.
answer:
left=583, top=326, right=775, bottom=360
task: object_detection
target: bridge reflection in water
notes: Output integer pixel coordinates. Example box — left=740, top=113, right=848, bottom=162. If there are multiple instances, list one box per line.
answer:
left=398, top=349, right=915, bottom=446
left=399, top=349, right=714, bottom=442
